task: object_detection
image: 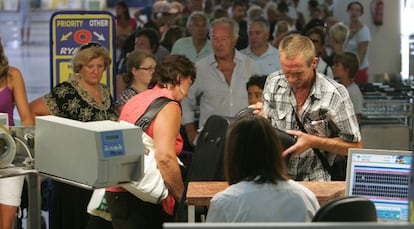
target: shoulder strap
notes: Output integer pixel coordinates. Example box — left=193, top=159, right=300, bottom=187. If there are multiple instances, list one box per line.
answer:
left=135, top=97, right=176, bottom=131
left=293, top=112, right=334, bottom=175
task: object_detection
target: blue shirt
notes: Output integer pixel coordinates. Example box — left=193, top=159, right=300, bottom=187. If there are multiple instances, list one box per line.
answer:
left=241, top=43, right=281, bottom=75
left=170, top=37, right=213, bottom=63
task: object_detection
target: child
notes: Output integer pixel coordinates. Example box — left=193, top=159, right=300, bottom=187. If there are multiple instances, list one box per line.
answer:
left=246, top=74, right=268, bottom=105
left=333, top=52, right=363, bottom=123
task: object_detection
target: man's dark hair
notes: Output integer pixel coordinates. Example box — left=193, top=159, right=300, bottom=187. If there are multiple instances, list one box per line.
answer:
left=305, top=26, right=326, bottom=45
left=135, top=27, right=160, bottom=53
left=246, top=75, right=268, bottom=90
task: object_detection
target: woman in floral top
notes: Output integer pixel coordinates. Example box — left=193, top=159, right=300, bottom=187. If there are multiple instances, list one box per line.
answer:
left=30, top=42, right=118, bottom=229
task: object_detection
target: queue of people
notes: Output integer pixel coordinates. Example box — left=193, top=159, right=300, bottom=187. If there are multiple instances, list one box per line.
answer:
left=0, top=0, right=372, bottom=228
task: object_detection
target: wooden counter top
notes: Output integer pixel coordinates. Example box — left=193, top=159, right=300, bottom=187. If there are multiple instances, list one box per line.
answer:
left=186, top=181, right=346, bottom=207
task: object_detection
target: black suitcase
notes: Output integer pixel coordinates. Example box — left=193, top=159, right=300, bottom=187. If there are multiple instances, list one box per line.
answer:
left=187, top=115, right=234, bottom=181
left=175, top=115, right=233, bottom=221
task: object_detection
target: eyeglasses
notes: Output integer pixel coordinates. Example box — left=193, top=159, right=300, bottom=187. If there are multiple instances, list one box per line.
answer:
left=79, top=42, right=102, bottom=51
left=138, top=67, right=155, bottom=72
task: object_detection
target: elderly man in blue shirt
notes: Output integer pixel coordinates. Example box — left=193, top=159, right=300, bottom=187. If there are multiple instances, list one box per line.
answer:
left=241, top=16, right=281, bottom=75
left=170, top=11, right=213, bottom=63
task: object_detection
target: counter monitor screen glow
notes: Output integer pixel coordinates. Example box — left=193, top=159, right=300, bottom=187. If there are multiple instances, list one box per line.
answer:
left=346, top=149, right=412, bottom=222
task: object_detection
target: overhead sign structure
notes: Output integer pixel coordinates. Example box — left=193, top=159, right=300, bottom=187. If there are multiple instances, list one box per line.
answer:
left=50, top=11, right=116, bottom=94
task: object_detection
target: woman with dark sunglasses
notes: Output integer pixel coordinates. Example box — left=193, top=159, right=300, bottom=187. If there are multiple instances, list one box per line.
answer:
left=29, top=42, right=118, bottom=229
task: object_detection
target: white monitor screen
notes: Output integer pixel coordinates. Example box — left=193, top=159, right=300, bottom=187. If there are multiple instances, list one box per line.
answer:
left=346, top=148, right=412, bottom=222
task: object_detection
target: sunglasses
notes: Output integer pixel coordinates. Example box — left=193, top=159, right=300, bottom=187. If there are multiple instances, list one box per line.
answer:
left=79, top=42, right=102, bottom=51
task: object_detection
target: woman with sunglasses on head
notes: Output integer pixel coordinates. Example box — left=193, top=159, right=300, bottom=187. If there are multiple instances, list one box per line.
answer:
left=0, top=37, right=34, bottom=229
left=105, top=55, right=196, bottom=229
left=29, top=42, right=118, bottom=229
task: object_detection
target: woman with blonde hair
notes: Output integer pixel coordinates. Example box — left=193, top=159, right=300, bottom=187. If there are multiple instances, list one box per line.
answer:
left=326, top=22, right=350, bottom=66
left=30, top=42, right=118, bottom=229
left=271, top=20, right=293, bottom=48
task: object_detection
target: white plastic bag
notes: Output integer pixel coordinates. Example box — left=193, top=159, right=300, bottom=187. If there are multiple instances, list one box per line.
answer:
left=121, top=132, right=169, bottom=203
left=87, top=188, right=112, bottom=221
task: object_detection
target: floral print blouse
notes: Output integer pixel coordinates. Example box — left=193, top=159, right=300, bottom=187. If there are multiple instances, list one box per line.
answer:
left=43, top=78, right=118, bottom=121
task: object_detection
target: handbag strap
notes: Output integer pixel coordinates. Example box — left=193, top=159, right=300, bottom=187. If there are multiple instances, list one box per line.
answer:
left=293, top=111, right=334, bottom=175
left=135, top=97, right=177, bottom=131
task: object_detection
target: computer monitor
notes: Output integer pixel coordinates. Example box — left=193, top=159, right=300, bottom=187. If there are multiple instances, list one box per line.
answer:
left=346, top=148, right=412, bottom=222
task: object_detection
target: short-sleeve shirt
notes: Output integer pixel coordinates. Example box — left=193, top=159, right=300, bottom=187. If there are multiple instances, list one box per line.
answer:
left=206, top=180, right=320, bottom=222
left=263, top=70, right=361, bottom=181
left=115, top=87, right=139, bottom=112
left=241, top=43, right=281, bottom=75
left=347, top=82, right=363, bottom=115
left=170, top=37, right=213, bottom=63
left=43, top=79, right=118, bottom=122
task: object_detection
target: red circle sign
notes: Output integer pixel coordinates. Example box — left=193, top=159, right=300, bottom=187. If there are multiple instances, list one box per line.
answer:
left=74, top=29, right=92, bottom=44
